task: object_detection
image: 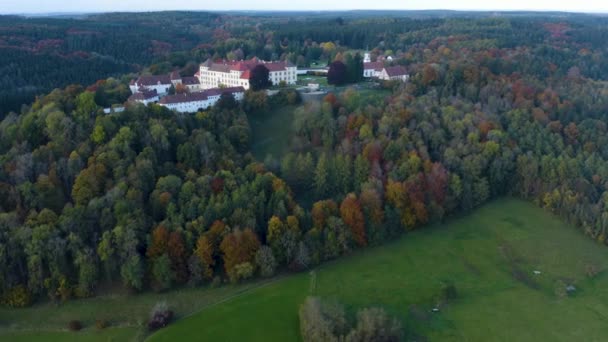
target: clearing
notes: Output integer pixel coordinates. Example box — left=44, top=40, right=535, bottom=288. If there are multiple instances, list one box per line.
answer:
left=249, top=105, right=298, bottom=160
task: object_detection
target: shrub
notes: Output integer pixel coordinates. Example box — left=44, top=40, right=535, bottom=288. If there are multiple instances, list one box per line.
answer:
left=231, top=262, right=254, bottom=283
left=95, top=319, right=109, bottom=330
left=585, top=263, right=600, bottom=278
left=555, top=280, right=567, bottom=299
left=68, top=320, right=83, bottom=331
left=211, top=276, right=222, bottom=288
left=1, top=286, right=32, bottom=308
left=441, top=282, right=458, bottom=302
left=299, top=296, right=404, bottom=342
left=346, top=307, right=403, bottom=342
left=299, top=296, right=347, bottom=342
left=148, top=301, right=174, bottom=331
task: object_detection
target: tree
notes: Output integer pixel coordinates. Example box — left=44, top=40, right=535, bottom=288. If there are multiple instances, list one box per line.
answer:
left=121, top=255, right=144, bottom=291
left=147, top=226, right=169, bottom=259
left=250, top=65, right=272, bottom=91
left=346, top=307, right=403, bottom=342
left=255, top=246, right=277, bottom=277
left=220, top=228, right=260, bottom=282
left=340, top=194, right=367, bottom=247
left=353, top=155, right=369, bottom=193
left=334, top=155, right=352, bottom=195
left=328, top=61, right=348, bottom=86
left=194, top=235, right=214, bottom=280
left=314, top=153, right=329, bottom=199
left=167, top=231, right=188, bottom=284
left=152, top=254, right=172, bottom=291
left=344, top=53, right=364, bottom=84
left=291, top=242, right=311, bottom=271
left=311, top=200, right=339, bottom=229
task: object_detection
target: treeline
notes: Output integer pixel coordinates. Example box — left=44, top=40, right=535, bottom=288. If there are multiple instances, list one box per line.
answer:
left=0, top=12, right=219, bottom=115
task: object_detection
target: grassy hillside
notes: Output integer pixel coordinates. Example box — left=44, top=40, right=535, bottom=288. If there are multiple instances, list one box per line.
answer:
left=149, top=198, right=608, bottom=341
left=0, top=279, right=276, bottom=341
left=3, top=198, right=608, bottom=341
left=249, top=105, right=298, bottom=160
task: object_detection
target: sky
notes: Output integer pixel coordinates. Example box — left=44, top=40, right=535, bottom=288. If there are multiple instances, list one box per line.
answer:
left=2, top=0, right=608, bottom=14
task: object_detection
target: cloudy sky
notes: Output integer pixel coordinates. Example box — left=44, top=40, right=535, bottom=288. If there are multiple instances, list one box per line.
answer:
left=2, top=0, right=607, bottom=14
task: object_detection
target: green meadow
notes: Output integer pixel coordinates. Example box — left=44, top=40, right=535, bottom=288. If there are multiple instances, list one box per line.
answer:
left=149, top=198, right=608, bottom=341
left=249, top=105, right=298, bottom=160
left=3, top=198, right=608, bottom=341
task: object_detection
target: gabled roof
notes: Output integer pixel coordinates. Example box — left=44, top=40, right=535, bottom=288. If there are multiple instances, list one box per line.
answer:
left=201, top=58, right=293, bottom=74
left=128, top=89, right=158, bottom=102
left=160, top=92, right=208, bottom=105
left=181, top=76, right=199, bottom=85
left=364, top=62, right=384, bottom=71
left=384, top=65, right=408, bottom=77
left=159, top=87, right=245, bottom=105
left=135, top=75, right=172, bottom=86
left=170, top=71, right=181, bottom=80
left=205, top=86, right=245, bottom=97
left=264, top=62, right=290, bottom=72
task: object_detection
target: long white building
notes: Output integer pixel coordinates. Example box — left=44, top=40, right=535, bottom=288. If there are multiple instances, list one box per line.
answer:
left=129, top=75, right=173, bottom=96
left=198, top=58, right=297, bottom=90
left=158, top=87, right=245, bottom=113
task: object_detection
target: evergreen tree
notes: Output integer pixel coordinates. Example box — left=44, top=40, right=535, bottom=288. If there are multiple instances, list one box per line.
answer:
left=314, top=153, right=329, bottom=199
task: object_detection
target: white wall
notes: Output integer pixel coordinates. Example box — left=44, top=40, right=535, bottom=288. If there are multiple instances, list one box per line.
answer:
left=200, top=64, right=296, bottom=90
left=160, top=91, right=245, bottom=113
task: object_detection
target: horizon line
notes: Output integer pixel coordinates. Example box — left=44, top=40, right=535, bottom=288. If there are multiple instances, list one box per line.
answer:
left=2, top=8, right=608, bottom=16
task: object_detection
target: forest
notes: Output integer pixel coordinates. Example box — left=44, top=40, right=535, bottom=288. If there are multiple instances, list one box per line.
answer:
left=2, top=11, right=608, bottom=318
left=3, top=11, right=608, bottom=115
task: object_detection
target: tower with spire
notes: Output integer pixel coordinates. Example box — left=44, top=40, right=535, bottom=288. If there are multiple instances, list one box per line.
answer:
left=364, top=49, right=371, bottom=63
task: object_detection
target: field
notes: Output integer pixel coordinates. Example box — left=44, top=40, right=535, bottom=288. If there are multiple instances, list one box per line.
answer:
left=0, top=279, right=277, bottom=341
left=3, top=198, right=608, bottom=341
left=149, top=198, right=608, bottom=341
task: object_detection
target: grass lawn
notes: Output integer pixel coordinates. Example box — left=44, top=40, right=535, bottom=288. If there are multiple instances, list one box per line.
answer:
left=297, top=75, right=328, bottom=87
left=0, top=327, right=138, bottom=342
left=249, top=105, right=298, bottom=160
left=0, top=279, right=278, bottom=341
left=149, top=198, right=608, bottom=341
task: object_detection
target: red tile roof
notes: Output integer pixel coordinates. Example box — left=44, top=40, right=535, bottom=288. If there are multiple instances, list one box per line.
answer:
left=128, top=89, right=158, bottom=102
left=204, top=86, right=245, bottom=97
left=201, top=58, right=294, bottom=74
left=159, top=87, right=245, bottom=105
left=384, top=65, right=408, bottom=77
left=159, top=92, right=208, bottom=104
left=135, top=75, right=172, bottom=86
left=181, top=77, right=199, bottom=85
left=364, top=62, right=384, bottom=71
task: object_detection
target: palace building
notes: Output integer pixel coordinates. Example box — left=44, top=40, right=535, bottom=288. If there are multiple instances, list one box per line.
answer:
left=198, top=58, right=297, bottom=90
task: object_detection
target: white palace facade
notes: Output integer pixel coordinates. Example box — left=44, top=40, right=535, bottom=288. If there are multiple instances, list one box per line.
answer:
left=197, top=58, right=297, bottom=90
